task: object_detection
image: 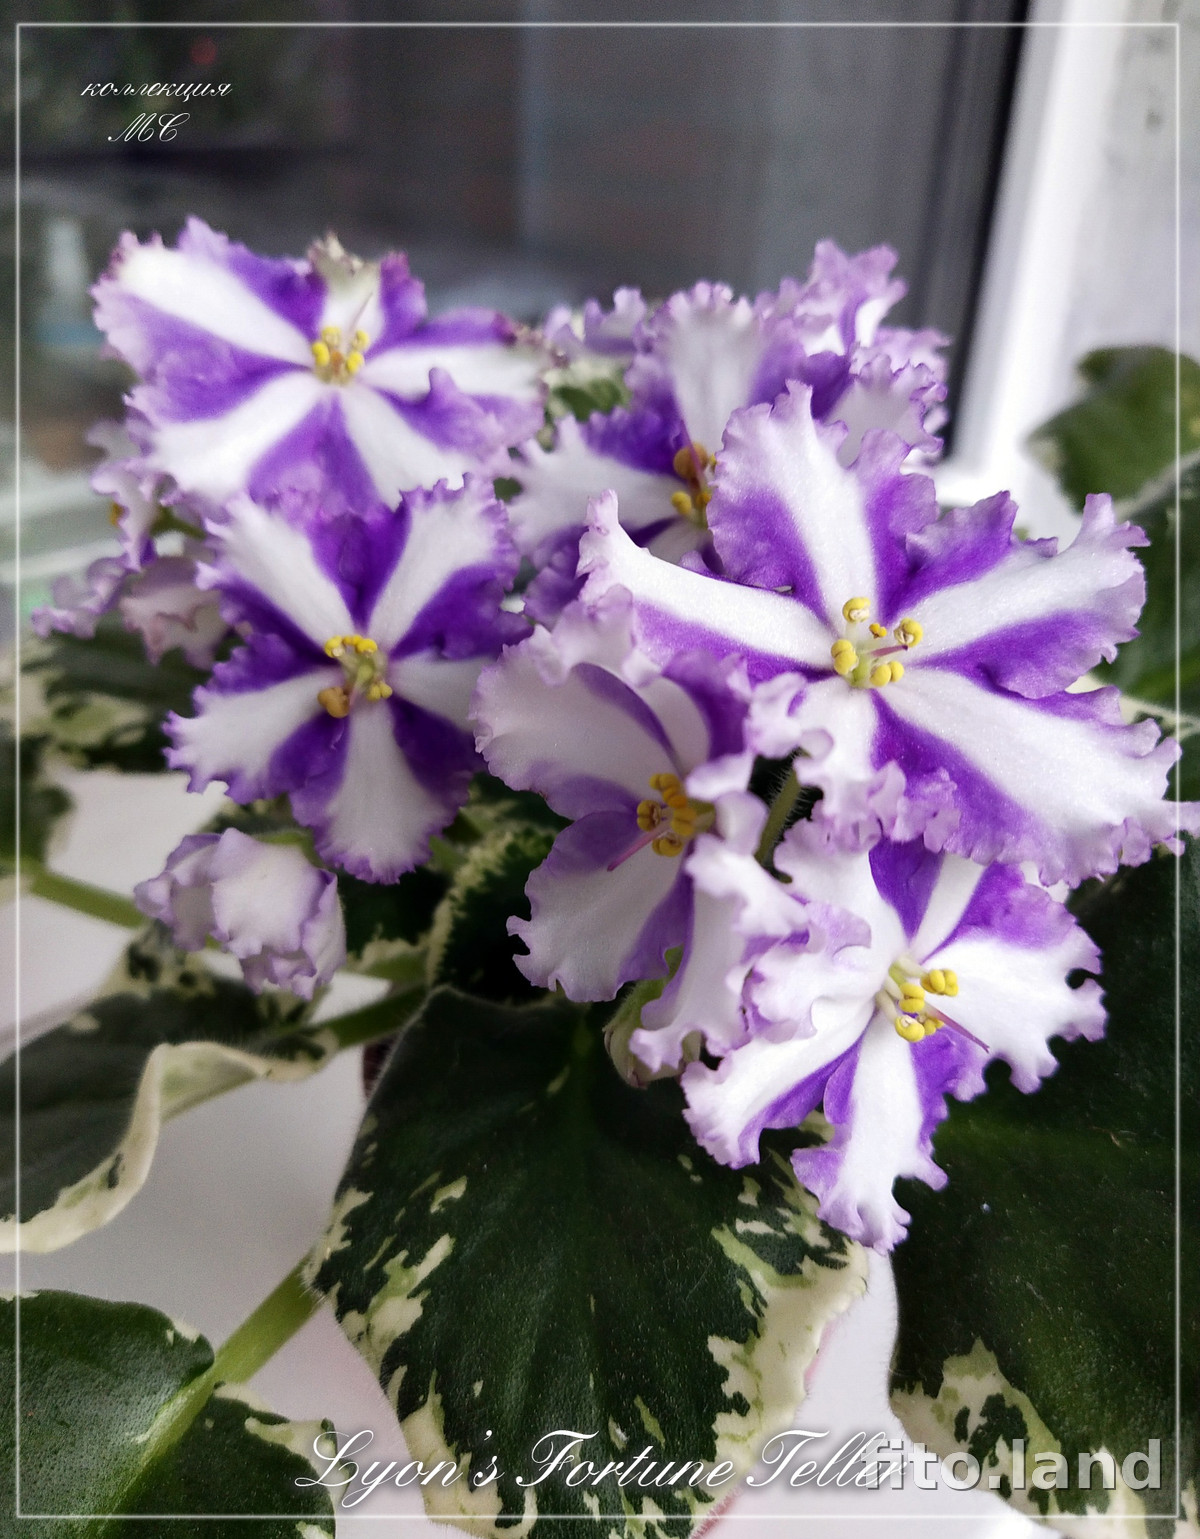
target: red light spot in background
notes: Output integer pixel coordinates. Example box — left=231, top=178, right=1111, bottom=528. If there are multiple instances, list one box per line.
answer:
left=190, top=36, right=218, bottom=69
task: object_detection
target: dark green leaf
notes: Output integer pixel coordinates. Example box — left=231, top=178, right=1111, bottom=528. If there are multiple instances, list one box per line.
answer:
left=550, top=375, right=628, bottom=423
left=1028, top=347, right=1200, bottom=507
left=24, top=613, right=209, bottom=773
left=0, top=1291, right=335, bottom=1536
left=309, top=989, right=866, bottom=1539
left=339, top=866, right=450, bottom=958
left=0, top=725, right=71, bottom=871
left=426, top=824, right=558, bottom=1002
left=890, top=841, right=1199, bottom=1529
left=0, top=928, right=343, bottom=1252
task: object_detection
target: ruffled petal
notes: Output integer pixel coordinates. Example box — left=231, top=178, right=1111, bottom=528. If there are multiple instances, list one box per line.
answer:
left=294, top=697, right=463, bottom=882
left=898, top=493, right=1148, bottom=695
left=627, top=282, right=770, bottom=450
left=31, top=556, right=127, bottom=641
left=167, top=663, right=334, bottom=801
left=510, top=811, right=689, bottom=999
left=578, top=491, right=831, bottom=678
left=508, top=412, right=681, bottom=560
left=205, top=492, right=355, bottom=647
left=708, top=384, right=938, bottom=624
left=876, top=670, right=1198, bottom=883
left=367, top=477, right=517, bottom=656
left=119, top=555, right=228, bottom=667
left=87, top=419, right=161, bottom=568
left=789, top=1012, right=955, bottom=1250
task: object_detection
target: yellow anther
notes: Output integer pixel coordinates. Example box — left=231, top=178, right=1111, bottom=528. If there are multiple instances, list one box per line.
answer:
left=365, top=680, right=393, bottom=701
left=672, top=442, right=711, bottom=481
left=869, top=622, right=887, bottom=638
left=922, top=1018, right=942, bottom=1037
left=842, top=597, right=871, bottom=624
left=346, top=351, right=364, bottom=375
left=923, top=969, right=947, bottom=995
left=943, top=970, right=958, bottom=996
left=324, top=635, right=345, bottom=658
left=894, top=617, right=923, bottom=649
left=311, top=340, right=331, bottom=368
left=651, top=832, right=685, bottom=858
left=649, top=773, right=682, bottom=794
left=869, top=661, right=896, bottom=687
left=321, top=326, right=341, bottom=345
left=109, top=501, right=122, bottom=527
left=889, top=660, right=904, bottom=681
left=663, top=789, right=690, bottom=811
left=669, top=490, right=694, bottom=518
left=831, top=639, right=858, bottom=677
left=636, top=799, right=662, bottom=832
left=900, top=981, right=925, bottom=1008
left=317, top=684, right=351, bottom=719
left=352, top=329, right=369, bottom=350
left=350, top=635, right=376, bottom=654
left=895, top=1015, right=926, bottom=1043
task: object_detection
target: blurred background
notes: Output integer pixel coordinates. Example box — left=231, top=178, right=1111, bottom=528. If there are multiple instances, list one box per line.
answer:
left=2, top=0, right=1195, bottom=632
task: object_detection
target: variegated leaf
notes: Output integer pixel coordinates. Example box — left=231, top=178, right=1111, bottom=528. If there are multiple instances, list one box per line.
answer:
left=308, top=987, right=866, bottom=1539
left=0, top=1290, right=336, bottom=1535
left=890, top=839, right=1199, bottom=1535
left=1, top=928, right=346, bottom=1253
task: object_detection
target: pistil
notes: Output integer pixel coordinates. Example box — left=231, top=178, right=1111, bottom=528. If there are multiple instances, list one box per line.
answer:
left=311, top=325, right=368, bottom=385
left=607, top=771, right=715, bottom=870
left=830, top=598, right=922, bottom=688
left=318, top=633, right=393, bottom=717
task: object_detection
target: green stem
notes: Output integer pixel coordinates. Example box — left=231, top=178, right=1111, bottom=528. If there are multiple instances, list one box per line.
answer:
left=138, top=1261, right=320, bottom=1467
left=321, top=986, right=424, bottom=1051
left=26, top=864, right=144, bottom=928
left=755, top=768, right=802, bottom=867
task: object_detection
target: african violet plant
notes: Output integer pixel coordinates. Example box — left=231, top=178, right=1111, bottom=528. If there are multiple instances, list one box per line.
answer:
left=4, top=223, right=1198, bottom=1536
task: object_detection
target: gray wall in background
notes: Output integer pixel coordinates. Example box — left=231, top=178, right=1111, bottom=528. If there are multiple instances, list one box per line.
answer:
left=515, top=0, right=1027, bottom=397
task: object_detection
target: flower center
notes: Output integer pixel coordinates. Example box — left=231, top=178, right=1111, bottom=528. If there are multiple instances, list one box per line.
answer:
left=311, top=325, right=368, bottom=385
left=875, top=956, right=990, bottom=1051
left=829, top=598, right=922, bottom=688
left=668, top=442, right=714, bottom=527
left=607, top=772, right=715, bottom=870
left=317, top=634, right=393, bottom=717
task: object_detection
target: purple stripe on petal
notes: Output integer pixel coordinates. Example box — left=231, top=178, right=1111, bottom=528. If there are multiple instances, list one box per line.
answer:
left=246, top=396, right=386, bottom=526
left=572, top=662, right=676, bottom=762
left=307, top=502, right=409, bottom=630
left=631, top=592, right=815, bottom=685
left=618, top=866, right=692, bottom=987
left=871, top=693, right=1037, bottom=863
left=936, top=862, right=1079, bottom=955
left=416, top=307, right=516, bottom=347
left=926, top=604, right=1141, bottom=699
left=388, top=694, right=478, bottom=796
left=855, top=430, right=940, bottom=619
left=212, top=575, right=330, bottom=667
left=368, top=255, right=428, bottom=352
left=583, top=406, right=679, bottom=477
left=708, top=480, right=826, bottom=612
left=758, top=1044, right=852, bottom=1138
left=119, top=295, right=297, bottom=422
left=892, top=492, right=1028, bottom=615
left=868, top=838, right=941, bottom=941
left=179, top=217, right=325, bottom=338
left=397, top=567, right=525, bottom=661
left=385, top=373, right=498, bottom=453
left=663, top=651, right=751, bottom=762
left=272, top=710, right=350, bottom=801
left=206, top=630, right=322, bottom=692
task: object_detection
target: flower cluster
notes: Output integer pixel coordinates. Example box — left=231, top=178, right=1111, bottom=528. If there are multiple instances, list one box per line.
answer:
left=46, top=222, right=1198, bottom=1253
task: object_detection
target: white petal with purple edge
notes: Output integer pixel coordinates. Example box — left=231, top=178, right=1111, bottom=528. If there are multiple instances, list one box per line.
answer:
left=578, top=492, right=831, bottom=668
left=148, top=371, right=322, bottom=503
left=104, top=238, right=312, bottom=364
left=312, top=701, right=450, bottom=880
left=885, top=667, right=1187, bottom=881
left=169, top=669, right=334, bottom=796
left=509, top=415, right=679, bottom=556
left=511, top=830, right=684, bottom=1000
left=212, top=494, right=354, bottom=645
left=637, top=285, right=765, bottom=451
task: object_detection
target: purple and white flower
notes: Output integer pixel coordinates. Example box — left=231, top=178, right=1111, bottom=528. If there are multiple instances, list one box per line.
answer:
left=473, top=592, right=757, bottom=1000
left=119, top=555, right=227, bottom=668
left=168, top=476, right=519, bottom=881
left=135, top=828, right=345, bottom=999
left=87, top=419, right=164, bottom=569
left=657, top=823, right=1105, bottom=1251
left=579, top=386, right=1198, bottom=884
left=510, top=247, right=947, bottom=620
left=94, top=220, right=546, bottom=520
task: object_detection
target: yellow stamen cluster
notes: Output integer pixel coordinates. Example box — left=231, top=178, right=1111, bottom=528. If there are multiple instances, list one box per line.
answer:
left=882, top=961, right=959, bottom=1042
left=318, top=633, right=393, bottom=717
left=829, top=598, right=922, bottom=689
left=311, top=325, right=368, bottom=384
left=636, top=772, right=708, bottom=857
left=669, top=442, right=714, bottom=526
